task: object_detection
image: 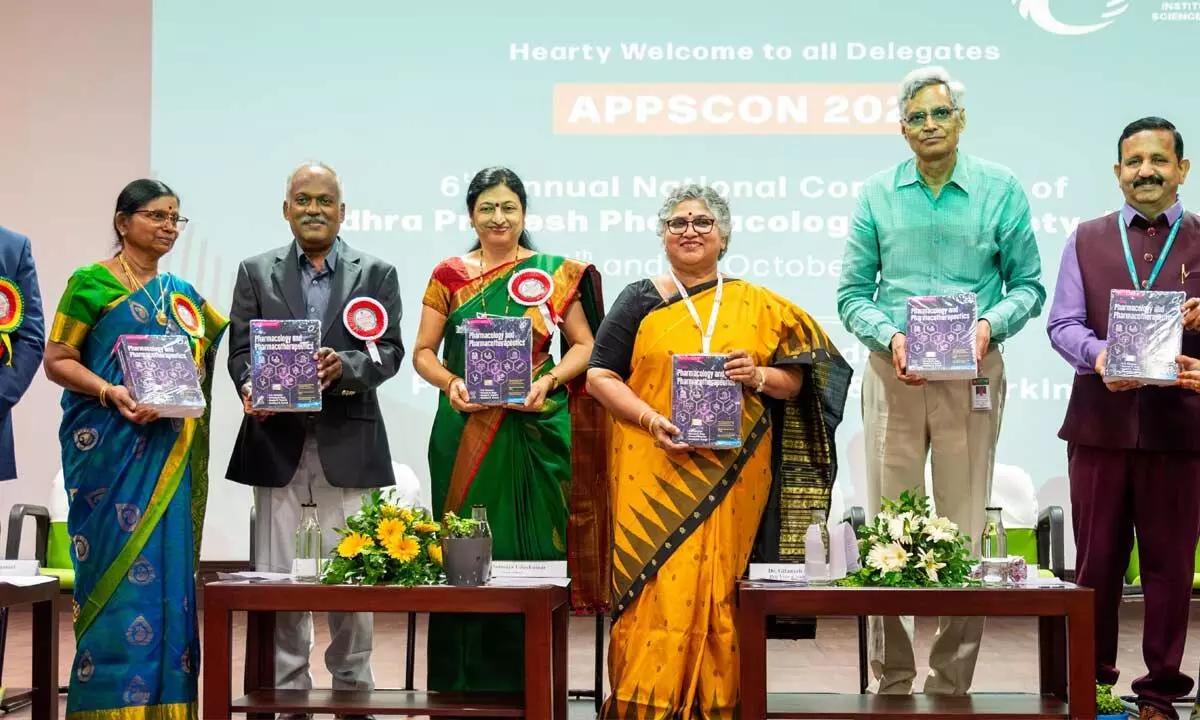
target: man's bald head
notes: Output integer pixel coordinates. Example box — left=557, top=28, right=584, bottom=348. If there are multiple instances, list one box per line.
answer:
left=286, top=162, right=343, bottom=200
left=283, top=161, right=345, bottom=253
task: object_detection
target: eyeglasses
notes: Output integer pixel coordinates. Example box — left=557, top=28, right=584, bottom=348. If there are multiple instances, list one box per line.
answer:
left=666, top=217, right=716, bottom=234
left=133, top=210, right=189, bottom=229
left=903, top=106, right=958, bottom=129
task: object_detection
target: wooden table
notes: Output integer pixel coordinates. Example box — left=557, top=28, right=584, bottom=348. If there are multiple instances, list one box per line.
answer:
left=0, top=577, right=59, bottom=720
left=202, top=580, right=570, bottom=719
left=737, top=583, right=1095, bottom=719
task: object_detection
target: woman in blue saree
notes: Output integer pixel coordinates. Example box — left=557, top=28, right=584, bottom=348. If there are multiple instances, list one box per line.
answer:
left=42, top=179, right=227, bottom=720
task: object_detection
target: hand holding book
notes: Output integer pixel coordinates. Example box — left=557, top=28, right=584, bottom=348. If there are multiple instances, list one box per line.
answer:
left=1183, top=298, right=1200, bottom=332
left=888, top=333, right=926, bottom=386
left=446, top=377, right=485, bottom=413
left=505, top=374, right=556, bottom=413
left=974, top=319, right=991, bottom=365
left=1095, top=349, right=1142, bottom=392
left=647, top=413, right=688, bottom=452
left=106, top=384, right=160, bottom=425
left=722, top=349, right=759, bottom=387
left=316, top=347, right=342, bottom=390
left=1176, top=355, right=1200, bottom=393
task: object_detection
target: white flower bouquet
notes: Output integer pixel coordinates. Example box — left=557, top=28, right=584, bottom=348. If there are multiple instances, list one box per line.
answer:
left=839, top=490, right=975, bottom=588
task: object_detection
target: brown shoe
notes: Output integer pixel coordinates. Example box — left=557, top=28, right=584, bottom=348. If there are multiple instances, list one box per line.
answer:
left=1139, top=705, right=1171, bottom=720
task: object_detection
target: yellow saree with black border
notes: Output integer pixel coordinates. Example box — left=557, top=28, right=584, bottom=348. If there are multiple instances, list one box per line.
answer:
left=597, top=277, right=850, bottom=720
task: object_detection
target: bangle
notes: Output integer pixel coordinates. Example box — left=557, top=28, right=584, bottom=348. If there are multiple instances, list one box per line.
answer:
left=647, top=414, right=662, bottom=434
left=755, top=368, right=767, bottom=393
left=546, top=371, right=560, bottom=390
left=444, top=375, right=460, bottom=394
left=637, top=409, right=652, bottom=429
left=99, top=383, right=110, bottom=407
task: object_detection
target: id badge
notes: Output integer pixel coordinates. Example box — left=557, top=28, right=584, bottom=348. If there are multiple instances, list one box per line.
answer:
left=970, top=377, right=991, bottom=412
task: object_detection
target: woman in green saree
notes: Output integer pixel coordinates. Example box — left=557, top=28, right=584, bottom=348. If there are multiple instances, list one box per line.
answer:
left=413, top=166, right=609, bottom=693
left=42, top=179, right=227, bottom=720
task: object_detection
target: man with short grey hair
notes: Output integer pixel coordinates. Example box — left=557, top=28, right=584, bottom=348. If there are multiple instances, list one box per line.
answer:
left=836, top=66, right=1045, bottom=695
left=226, top=162, right=405, bottom=719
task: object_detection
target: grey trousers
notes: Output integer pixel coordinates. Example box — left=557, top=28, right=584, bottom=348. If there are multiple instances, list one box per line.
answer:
left=253, top=436, right=376, bottom=690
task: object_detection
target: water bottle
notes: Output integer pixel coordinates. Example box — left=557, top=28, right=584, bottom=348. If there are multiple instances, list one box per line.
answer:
left=470, top=504, right=492, bottom=539
left=978, top=506, right=1008, bottom=586
left=805, top=508, right=830, bottom=584
left=293, top=502, right=322, bottom=580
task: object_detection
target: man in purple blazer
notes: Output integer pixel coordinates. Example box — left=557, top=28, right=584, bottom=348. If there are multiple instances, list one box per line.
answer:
left=1047, top=116, right=1197, bottom=720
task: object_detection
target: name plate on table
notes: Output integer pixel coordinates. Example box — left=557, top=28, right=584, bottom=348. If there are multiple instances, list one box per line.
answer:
left=0, top=559, right=39, bottom=576
left=747, top=564, right=807, bottom=582
left=490, top=561, right=568, bottom=578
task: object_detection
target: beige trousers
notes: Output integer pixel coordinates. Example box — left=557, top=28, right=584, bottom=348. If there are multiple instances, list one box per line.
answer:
left=862, top=348, right=1006, bottom=695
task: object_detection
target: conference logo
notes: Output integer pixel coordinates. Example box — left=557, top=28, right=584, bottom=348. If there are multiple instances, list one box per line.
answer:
left=1012, top=0, right=1130, bottom=35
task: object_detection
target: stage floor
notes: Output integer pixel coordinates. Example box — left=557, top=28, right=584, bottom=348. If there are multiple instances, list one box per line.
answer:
left=2, top=601, right=1196, bottom=718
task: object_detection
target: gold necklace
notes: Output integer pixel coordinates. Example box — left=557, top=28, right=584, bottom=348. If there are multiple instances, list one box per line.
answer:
left=118, top=253, right=168, bottom=325
left=478, top=245, right=520, bottom=316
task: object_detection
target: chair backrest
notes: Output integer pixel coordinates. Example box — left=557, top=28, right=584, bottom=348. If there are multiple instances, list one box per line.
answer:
left=919, top=462, right=1040, bottom=528
left=1126, top=536, right=1200, bottom=584
left=391, top=462, right=424, bottom=509
left=48, top=467, right=72, bottom=569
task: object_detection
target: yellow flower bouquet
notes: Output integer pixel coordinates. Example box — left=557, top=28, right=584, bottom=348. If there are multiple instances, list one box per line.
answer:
left=321, top=489, right=446, bottom=587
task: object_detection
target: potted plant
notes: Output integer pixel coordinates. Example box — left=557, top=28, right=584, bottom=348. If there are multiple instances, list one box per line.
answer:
left=1095, top=684, right=1127, bottom=719
left=440, top=511, right=492, bottom=586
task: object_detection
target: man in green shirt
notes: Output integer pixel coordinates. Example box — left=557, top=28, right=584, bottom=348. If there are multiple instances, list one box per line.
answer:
left=836, top=65, right=1045, bottom=696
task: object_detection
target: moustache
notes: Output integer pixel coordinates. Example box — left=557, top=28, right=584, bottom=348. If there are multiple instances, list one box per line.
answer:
left=300, top=216, right=327, bottom=225
left=1133, top=176, right=1164, bottom=188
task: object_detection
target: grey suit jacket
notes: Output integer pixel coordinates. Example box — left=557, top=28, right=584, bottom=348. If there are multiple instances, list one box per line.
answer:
left=225, top=238, right=404, bottom=489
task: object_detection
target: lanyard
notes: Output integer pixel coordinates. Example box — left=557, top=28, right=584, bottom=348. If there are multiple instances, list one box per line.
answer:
left=1119, top=212, right=1184, bottom=290
left=669, top=270, right=723, bottom=353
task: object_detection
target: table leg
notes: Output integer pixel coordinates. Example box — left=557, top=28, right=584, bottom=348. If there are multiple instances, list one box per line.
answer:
left=1037, top=615, right=1067, bottom=699
left=30, top=597, right=57, bottom=720
left=202, top=595, right=232, bottom=719
left=1066, top=593, right=1096, bottom=720
left=737, top=591, right=767, bottom=720
left=524, top=601, right=554, bottom=719
left=553, top=602, right=568, bottom=720
left=244, top=610, right=276, bottom=720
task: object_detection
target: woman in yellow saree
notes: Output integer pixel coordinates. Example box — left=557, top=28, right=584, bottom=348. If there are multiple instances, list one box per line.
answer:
left=587, top=184, right=852, bottom=719
left=43, top=180, right=227, bottom=720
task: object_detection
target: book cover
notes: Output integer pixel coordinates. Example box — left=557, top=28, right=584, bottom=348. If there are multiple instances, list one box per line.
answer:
left=116, top=334, right=206, bottom=418
left=250, top=319, right=322, bottom=411
left=671, top=353, right=743, bottom=449
left=905, top=292, right=978, bottom=380
left=1104, top=289, right=1185, bottom=385
left=464, top=316, right=533, bottom=405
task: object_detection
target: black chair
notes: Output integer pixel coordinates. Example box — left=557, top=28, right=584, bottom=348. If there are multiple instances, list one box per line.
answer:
left=0, top=503, right=68, bottom=713
left=844, top=504, right=1066, bottom=694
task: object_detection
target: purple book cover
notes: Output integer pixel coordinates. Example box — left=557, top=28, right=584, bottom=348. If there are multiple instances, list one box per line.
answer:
left=116, top=334, right=206, bottom=418
left=250, top=319, right=322, bottom=411
left=905, top=292, right=977, bottom=380
left=671, top=354, right=742, bottom=449
left=464, top=316, right=532, bottom=405
left=1104, top=289, right=1185, bottom=385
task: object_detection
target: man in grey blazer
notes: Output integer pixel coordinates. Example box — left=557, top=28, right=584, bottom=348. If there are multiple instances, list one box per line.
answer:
left=226, top=162, right=403, bottom=714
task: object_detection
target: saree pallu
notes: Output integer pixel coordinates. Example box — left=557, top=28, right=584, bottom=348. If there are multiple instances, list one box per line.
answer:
left=51, top=264, right=227, bottom=720
left=422, top=252, right=607, bottom=693
left=601, top=279, right=851, bottom=720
